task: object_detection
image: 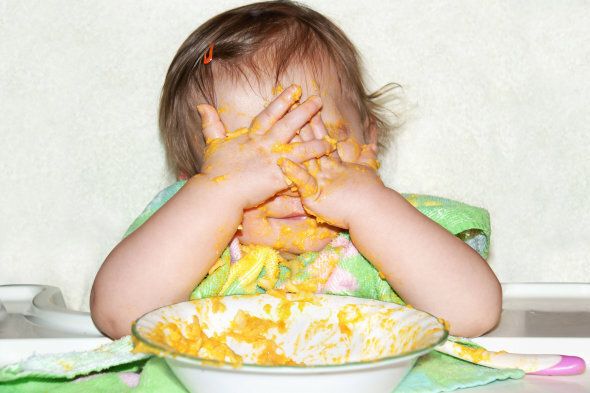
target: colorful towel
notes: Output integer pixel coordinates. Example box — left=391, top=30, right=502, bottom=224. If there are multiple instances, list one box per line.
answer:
left=0, top=337, right=522, bottom=393
left=0, top=182, right=524, bottom=392
left=0, top=348, right=185, bottom=393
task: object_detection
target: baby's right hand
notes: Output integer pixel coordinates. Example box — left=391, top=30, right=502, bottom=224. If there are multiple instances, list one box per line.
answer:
left=196, top=85, right=334, bottom=210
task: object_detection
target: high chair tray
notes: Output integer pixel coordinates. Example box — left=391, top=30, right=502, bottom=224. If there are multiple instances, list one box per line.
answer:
left=0, top=284, right=103, bottom=338
left=0, top=337, right=587, bottom=392
left=1, top=283, right=588, bottom=392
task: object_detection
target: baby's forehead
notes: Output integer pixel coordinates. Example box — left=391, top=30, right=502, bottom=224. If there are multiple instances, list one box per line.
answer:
left=213, top=68, right=362, bottom=141
left=215, top=65, right=335, bottom=107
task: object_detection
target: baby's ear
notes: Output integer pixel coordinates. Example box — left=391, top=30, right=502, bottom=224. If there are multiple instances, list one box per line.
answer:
left=365, top=116, right=379, bottom=149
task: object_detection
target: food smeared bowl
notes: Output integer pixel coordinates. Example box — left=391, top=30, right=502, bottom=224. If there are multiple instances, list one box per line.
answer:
left=132, top=293, right=447, bottom=393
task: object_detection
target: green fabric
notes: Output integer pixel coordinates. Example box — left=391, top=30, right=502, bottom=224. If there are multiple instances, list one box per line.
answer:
left=395, top=352, right=524, bottom=393
left=123, top=181, right=186, bottom=238
left=0, top=337, right=145, bottom=382
left=189, top=232, right=405, bottom=305
left=401, top=193, right=491, bottom=259
left=0, top=358, right=188, bottom=393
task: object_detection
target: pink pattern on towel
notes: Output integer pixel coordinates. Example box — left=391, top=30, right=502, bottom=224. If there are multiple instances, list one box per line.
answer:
left=119, top=372, right=141, bottom=387
left=330, top=234, right=359, bottom=258
left=324, top=266, right=359, bottom=292
left=229, top=236, right=242, bottom=263
left=74, top=372, right=140, bottom=387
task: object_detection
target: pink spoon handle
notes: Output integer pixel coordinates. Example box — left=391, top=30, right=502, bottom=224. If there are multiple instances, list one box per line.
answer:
left=528, top=355, right=586, bottom=376
left=437, top=341, right=586, bottom=375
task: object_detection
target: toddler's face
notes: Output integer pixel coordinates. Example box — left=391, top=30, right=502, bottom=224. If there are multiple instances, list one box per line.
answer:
left=212, top=69, right=371, bottom=254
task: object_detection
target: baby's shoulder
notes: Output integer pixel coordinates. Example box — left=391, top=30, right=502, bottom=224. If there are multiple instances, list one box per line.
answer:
left=123, top=180, right=187, bottom=237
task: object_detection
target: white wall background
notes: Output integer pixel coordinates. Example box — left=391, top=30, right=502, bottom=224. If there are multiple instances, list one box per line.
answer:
left=1, top=1, right=589, bottom=311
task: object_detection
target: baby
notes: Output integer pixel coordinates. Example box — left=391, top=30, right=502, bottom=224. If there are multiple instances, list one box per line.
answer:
left=90, top=1, right=501, bottom=339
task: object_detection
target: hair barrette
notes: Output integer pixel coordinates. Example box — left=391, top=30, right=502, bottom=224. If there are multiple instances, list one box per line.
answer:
left=203, top=43, right=214, bottom=64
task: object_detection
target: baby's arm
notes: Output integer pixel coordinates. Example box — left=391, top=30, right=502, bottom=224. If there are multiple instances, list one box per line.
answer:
left=91, top=175, right=242, bottom=339
left=348, top=189, right=502, bottom=337
left=91, top=85, right=332, bottom=338
left=279, top=120, right=501, bottom=338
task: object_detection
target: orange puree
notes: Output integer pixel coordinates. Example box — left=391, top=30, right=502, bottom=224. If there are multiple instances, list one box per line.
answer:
left=272, top=84, right=284, bottom=95
left=134, top=295, right=438, bottom=368
left=137, top=303, right=300, bottom=367
left=337, top=304, right=363, bottom=337
left=210, top=297, right=227, bottom=313
left=454, top=343, right=491, bottom=364
left=223, top=310, right=298, bottom=365
left=271, top=143, right=295, bottom=153
left=325, top=120, right=348, bottom=141
left=291, top=85, right=302, bottom=101
left=323, top=135, right=338, bottom=149
left=140, top=315, right=242, bottom=366
left=204, top=127, right=249, bottom=159
left=273, top=218, right=333, bottom=252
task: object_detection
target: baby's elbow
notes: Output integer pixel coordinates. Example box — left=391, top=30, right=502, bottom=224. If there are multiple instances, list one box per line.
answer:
left=452, top=281, right=502, bottom=337
left=449, top=306, right=500, bottom=338
left=462, top=303, right=501, bottom=338
left=90, top=287, right=130, bottom=339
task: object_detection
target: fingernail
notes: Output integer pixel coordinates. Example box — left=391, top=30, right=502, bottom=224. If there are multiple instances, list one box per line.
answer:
left=196, top=104, right=205, bottom=116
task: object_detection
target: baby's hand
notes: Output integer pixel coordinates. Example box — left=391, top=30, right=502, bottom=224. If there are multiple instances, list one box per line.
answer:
left=197, top=85, right=334, bottom=210
left=278, top=115, right=384, bottom=229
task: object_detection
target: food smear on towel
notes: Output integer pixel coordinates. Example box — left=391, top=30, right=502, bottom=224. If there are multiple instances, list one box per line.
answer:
left=134, top=294, right=446, bottom=367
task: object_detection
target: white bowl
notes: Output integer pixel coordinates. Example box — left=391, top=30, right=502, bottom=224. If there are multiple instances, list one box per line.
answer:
left=133, top=294, right=447, bottom=393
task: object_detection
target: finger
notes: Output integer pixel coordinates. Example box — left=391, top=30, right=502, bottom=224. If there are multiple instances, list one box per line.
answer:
left=310, top=114, right=338, bottom=154
left=277, top=158, right=318, bottom=198
left=291, top=134, right=303, bottom=143
left=299, top=124, right=315, bottom=142
left=275, top=187, right=300, bottom=197
left=266, top=96, right=322, bottom=144
left=336, top=138, right=362, bottom=163
left=303, top=158, right=320, bottom=177
left=318, top=155, right=338, bottom=170
left=328, top=155, right=341, bottom=167
left=197, top=104, right=225, bottom=143
left=329, top=150, right=341, bottom=161
left=280, top=139, right=334, bottom=163
left=310, top=112, right=328, bottom=139
left=358, top=144, right=380, bottom=170
left=250, top=84, right=302, bottom=135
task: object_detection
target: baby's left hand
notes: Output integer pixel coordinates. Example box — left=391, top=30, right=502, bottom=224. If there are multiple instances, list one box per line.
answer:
left=278, top=114, right=384, bottom=229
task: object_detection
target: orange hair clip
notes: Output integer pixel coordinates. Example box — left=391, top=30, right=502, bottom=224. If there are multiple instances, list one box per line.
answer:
left=203, top=43, right=214, bottom=64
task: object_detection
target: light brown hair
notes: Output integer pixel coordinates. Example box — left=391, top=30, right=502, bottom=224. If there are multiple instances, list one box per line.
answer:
left=159, top=0, right=400, bottom=178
